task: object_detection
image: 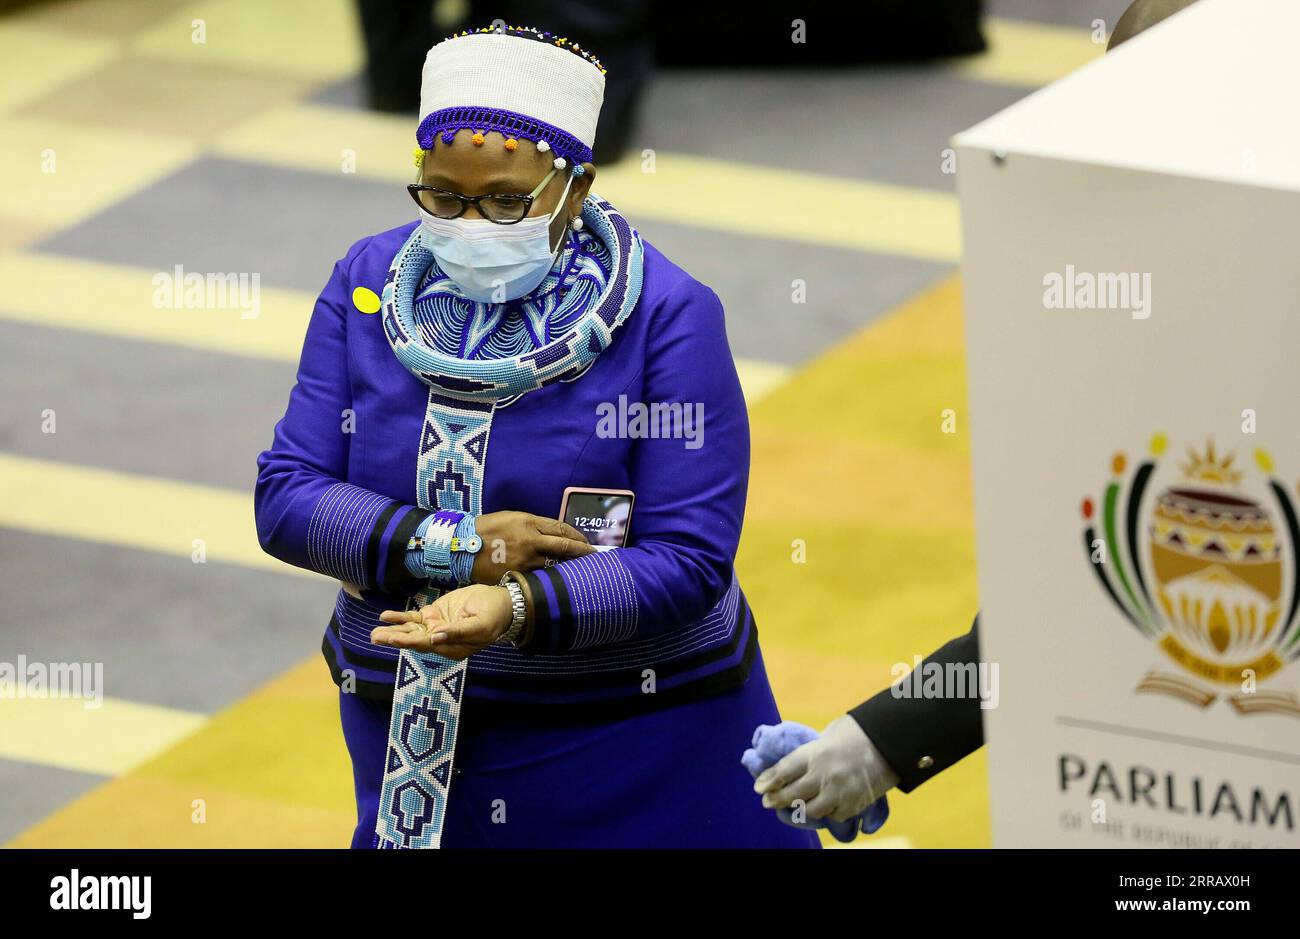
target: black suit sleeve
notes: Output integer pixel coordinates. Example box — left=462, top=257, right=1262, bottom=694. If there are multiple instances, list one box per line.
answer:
left=847, top=615, right=985, bottom=793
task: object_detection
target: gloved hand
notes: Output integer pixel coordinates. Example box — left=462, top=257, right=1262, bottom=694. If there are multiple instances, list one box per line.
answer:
left=743, top=719, right=889, bottom=843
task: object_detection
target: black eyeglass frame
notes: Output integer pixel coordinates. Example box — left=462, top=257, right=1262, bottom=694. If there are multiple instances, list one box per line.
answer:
left=407, top=166, right=560, bottom=225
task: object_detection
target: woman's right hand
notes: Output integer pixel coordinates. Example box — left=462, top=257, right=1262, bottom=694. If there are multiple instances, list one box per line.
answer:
left=471, top=511, right=595, bottom=584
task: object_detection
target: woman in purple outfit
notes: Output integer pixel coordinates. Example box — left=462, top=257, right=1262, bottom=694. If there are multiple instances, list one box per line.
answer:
left=254, top=23, right=816, bottom=849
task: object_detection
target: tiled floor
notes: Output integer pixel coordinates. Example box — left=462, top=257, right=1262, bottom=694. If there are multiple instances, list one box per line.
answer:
left=0, top=0, right=1126, bottom=848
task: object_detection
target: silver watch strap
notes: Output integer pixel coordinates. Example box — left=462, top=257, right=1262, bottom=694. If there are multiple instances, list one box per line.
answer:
left=497, top=577, right=527, bottom=645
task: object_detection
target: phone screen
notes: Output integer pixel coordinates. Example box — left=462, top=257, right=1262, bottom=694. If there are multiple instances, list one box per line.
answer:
left=562, top=490, right=633, bottom=549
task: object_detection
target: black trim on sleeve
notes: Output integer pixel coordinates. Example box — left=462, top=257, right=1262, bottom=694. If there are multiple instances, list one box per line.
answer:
left=519, top=566, right=573, bottom=655
left=366, top=501, right=399, bottom=584
left=481, top=592, right=749, bottom=692
left=378, top=504, right=433, bottom=595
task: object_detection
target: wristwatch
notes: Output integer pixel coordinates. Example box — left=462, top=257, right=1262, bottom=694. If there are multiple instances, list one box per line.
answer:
left=497, top=573, right=528, bottom=647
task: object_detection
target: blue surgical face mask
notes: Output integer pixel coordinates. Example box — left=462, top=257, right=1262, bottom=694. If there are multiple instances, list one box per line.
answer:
left=418, top=169, right=576, bottom=304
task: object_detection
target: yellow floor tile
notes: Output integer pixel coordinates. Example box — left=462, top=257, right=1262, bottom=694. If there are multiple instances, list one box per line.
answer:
left=832, top=274, right=968, bottom=358
left=739, top=519, right=979, bottom=663
left=880, top=749, right=991, bottom=849
left=8, top=658, right=355, bottom=848
left=735, top=358, right=792, bottom=404
left=10, top=0, right=191, bottom=37
left=214, top=100, right=416, bottom=182
left=0, top=213, right=54, bottom=252
left=19, top=55, right=314, bottom=142
left=0, top=251, right=314, bottom=360
left=0, top=115, right=197, bottom=227
left=756, top=276, right=972, bottom=455
left=129, top=0, right=364, bottom=81
left=597, top=152, right=959, bottom=263
left=747, top=428, right=972, bottom=530
left=762, top=644, right=899, bottom=730
left=0, top=452, right=322, bottom=580
left=6, top=774, right=354, bottom=848
left=134, top=661, right=354, bottom=815
left=0, top=695, right=206, bottom=776
left=0, top=22, right=121, bottom=114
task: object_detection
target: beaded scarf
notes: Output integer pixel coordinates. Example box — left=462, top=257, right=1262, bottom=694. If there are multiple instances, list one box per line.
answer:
left=374, top=195, right=643, bottom=848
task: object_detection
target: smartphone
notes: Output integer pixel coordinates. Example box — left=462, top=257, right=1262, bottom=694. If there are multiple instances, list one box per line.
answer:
left=559, top=487, right=635, bottom=550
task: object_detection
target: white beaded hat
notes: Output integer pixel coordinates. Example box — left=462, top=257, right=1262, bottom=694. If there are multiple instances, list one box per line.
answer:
left=417, top=25, right=606, bottom=166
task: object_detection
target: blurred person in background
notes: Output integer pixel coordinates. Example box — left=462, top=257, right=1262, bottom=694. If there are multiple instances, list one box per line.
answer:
left=352, top=1, right=988, bottom=166
left=1107, top=0, right=1200, bottom=49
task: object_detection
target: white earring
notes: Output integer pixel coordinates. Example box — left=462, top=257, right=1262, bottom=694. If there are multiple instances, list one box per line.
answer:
left=570, top=216, right=584, bottom=231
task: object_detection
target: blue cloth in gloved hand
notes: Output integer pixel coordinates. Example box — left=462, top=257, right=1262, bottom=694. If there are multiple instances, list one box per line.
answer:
left=742, top=720, right=889, bottom=843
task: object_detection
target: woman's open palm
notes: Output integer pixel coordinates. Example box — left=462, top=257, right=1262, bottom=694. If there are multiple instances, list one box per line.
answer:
left=371, top=584, right=512, bottom=660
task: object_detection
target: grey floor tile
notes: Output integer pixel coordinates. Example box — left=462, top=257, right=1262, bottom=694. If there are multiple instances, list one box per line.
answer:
left=636, top=218, right=950, bottom=364
left=311, top=75, right=376, bottom=111
left=0, top=530, right=337, bottom=714
left=989, top=0, right=1133, bottom=29
left=36, top=156, right=415, bottom=294
left=629, top=66, right=1029, bottom=190
left=0, top=758, right=107, bottom=845
left=0, top=321, right=296, bottom=491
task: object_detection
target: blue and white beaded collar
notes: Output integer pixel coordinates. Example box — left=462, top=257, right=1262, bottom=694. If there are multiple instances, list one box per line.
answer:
left=382, top=195, right=644, bottom=402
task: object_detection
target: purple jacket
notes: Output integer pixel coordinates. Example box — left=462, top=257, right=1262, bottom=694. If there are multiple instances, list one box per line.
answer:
left=254, top=220, right=758, bottom=711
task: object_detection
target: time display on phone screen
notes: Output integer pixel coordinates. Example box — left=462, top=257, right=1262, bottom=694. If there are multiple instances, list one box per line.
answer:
left=561, top=490, right=633, bottom=549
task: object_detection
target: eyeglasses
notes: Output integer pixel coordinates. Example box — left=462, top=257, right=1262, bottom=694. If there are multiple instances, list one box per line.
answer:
left=408, top=166, right=559, bottom=225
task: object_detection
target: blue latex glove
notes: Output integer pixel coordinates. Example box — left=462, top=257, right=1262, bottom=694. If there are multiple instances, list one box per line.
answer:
left=742, top=720, right=889, bottom=843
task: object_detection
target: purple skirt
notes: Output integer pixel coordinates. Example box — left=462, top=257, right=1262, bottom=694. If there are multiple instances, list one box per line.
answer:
left=339, top=648, right=820, bottom=848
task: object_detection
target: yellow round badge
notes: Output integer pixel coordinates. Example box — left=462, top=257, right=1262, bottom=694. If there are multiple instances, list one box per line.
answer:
left=352, top=286, right=381, bottom=314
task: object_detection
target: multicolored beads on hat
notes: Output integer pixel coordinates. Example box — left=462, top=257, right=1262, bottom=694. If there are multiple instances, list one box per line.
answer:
left=442, top=23, right=607, bottom=75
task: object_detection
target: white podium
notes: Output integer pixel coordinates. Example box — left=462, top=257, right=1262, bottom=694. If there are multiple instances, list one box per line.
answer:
left=954, top=0, right=1300, bottom=848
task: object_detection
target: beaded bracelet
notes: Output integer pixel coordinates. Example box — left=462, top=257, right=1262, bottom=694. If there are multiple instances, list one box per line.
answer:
left=448, top=514, right=481, bottom=584
left=406, top=511, right=482, bottom=586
